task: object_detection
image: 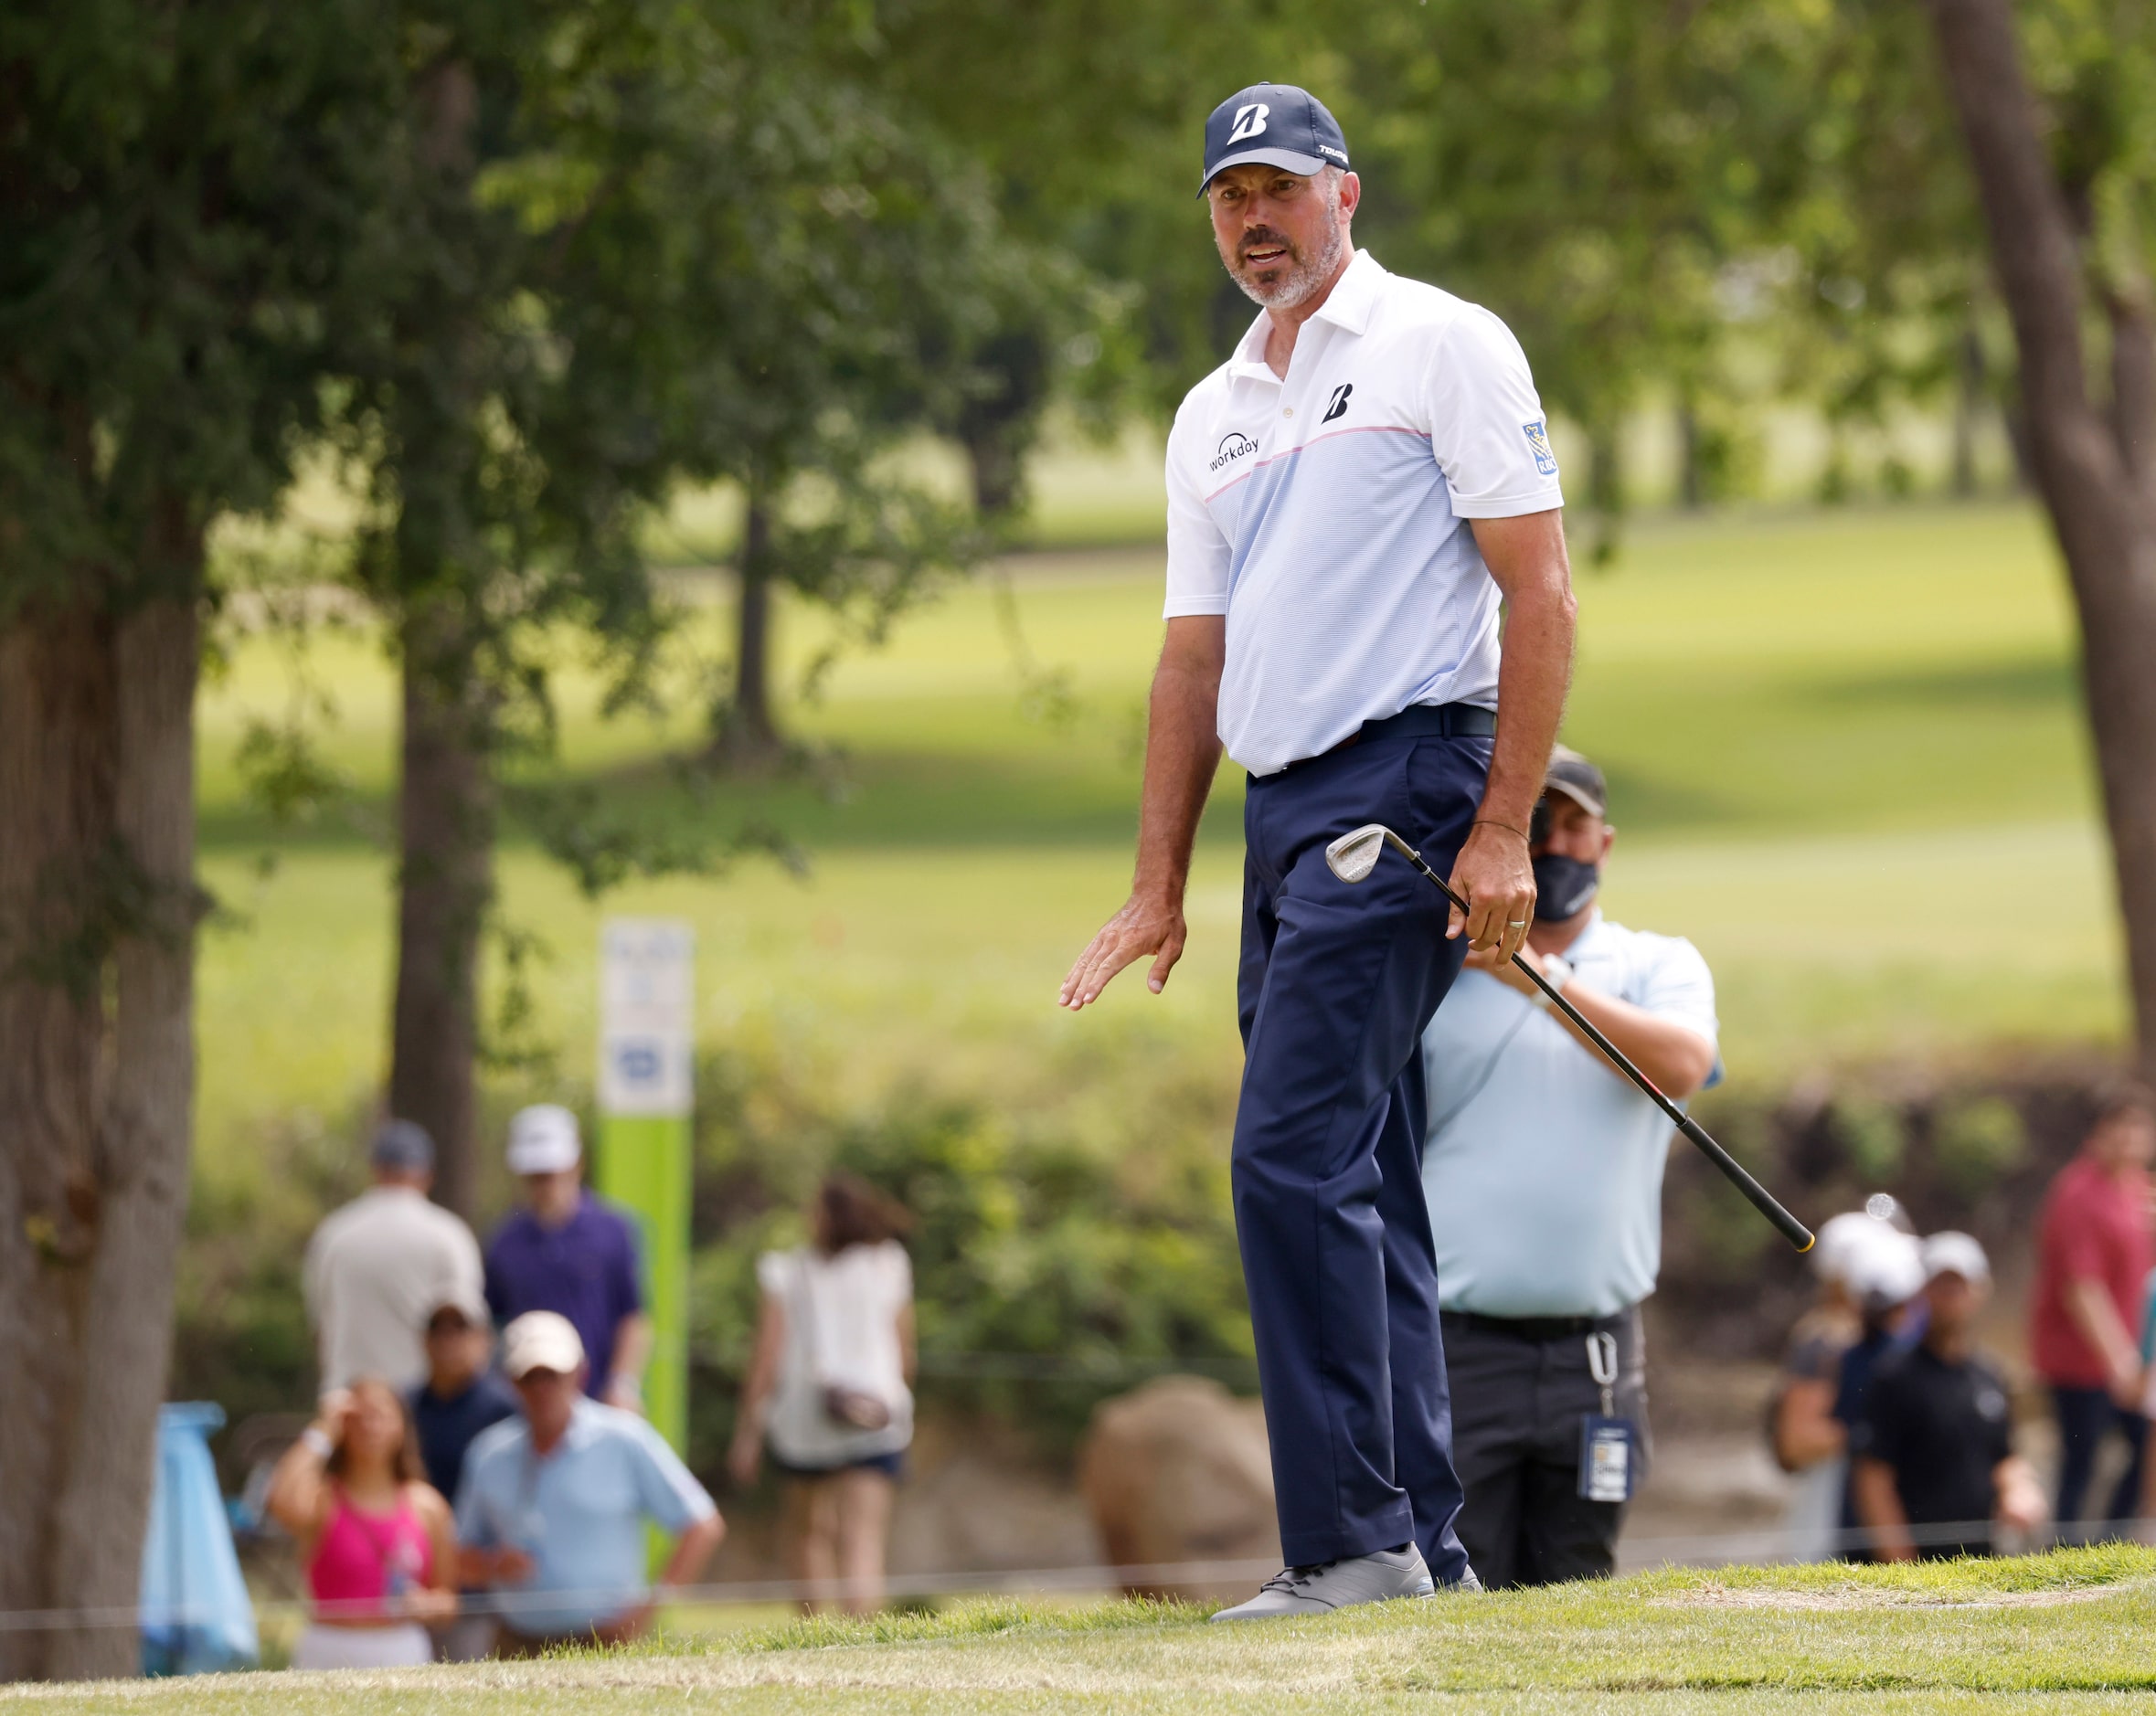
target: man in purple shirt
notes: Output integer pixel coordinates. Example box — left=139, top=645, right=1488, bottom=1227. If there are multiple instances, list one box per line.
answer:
left=483, top=1106, right=651, bottom=1411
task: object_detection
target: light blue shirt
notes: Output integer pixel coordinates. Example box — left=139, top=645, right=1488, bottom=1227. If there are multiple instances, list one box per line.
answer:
left=455, top=1398, right=715, bottom=1636
left=1421, top=912, right=1719, bottom=1318
left=1163, top=250, right=1564, bottom=776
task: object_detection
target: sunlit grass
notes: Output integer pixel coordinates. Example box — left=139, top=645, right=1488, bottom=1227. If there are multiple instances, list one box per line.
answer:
left=190, top=500, right=2121, bottom=1187
left=15, top=1547, right=2156, bottom=1711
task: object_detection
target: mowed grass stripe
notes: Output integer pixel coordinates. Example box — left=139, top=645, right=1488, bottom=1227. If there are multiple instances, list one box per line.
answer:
left=194, top=814, right=2122, bottom=1178
left=11, top=1550, right=2156, bottom=1711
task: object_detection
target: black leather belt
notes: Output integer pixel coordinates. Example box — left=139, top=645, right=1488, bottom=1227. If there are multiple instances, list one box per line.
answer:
left=1280, top=703, right=1497, bottom=773
left=1441, top=1308, right=1613, bottom=1342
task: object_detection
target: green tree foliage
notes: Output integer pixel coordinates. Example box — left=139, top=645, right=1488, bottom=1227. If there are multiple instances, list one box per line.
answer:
left=313, top=1, right=1067, bottom=1198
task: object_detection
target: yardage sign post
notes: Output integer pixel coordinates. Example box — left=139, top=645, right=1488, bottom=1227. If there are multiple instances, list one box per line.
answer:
left=596, top=918, right=694, bottom=1455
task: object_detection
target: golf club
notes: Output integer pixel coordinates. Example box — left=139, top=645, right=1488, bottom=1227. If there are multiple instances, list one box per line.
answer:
left=1325, top=822, right=1815, bottom=1253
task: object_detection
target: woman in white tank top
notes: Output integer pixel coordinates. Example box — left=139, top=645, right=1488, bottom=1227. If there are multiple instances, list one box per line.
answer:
left=729, top=1174, right=915, bottom=1614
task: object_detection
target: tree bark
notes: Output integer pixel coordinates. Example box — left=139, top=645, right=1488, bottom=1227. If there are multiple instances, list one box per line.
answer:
left=964, top=427, right=1025, bottom=520
left=0, top=568, right=200, bottom=1680
left=711, top=491, right=784, bottom=770
left=1927, top=0, right=2156, bottom=1084
left=1677, top=397, right=1705, bottom=510
left=1951, top=328, right=1986, bottom=498
left=388, top=600, right=494, bottom=1222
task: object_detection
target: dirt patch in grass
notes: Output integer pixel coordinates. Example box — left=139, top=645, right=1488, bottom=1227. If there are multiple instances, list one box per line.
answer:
left=1662, top=1573, right=2156, bottom=1612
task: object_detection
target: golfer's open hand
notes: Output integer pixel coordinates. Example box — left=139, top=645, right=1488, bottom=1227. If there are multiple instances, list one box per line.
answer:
left=1447, top=823, right=1535, bottom=962
left=1060, top=892, right=1186, bottom=1010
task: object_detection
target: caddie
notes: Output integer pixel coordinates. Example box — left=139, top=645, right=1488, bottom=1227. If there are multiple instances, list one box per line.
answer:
left=1420, top=746, right=1719, bottom=1587
left=1059, top=81, right=1577, bottom=1618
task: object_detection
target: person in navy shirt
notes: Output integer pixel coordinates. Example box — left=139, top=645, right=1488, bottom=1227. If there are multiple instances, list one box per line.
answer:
left=408, top=1293, right=520, bottom=1505
left=483, top=1106, right=650, bottom=1410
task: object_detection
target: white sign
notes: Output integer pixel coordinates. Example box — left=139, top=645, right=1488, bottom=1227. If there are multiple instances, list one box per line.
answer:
left=599, top=917, right=695, bottom=1117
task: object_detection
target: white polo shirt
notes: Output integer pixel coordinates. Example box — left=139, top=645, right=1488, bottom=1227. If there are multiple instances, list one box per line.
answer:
left=1163, top=250, right=1563, bottom=777
left=1419, top=912, right=1719, bottom=1319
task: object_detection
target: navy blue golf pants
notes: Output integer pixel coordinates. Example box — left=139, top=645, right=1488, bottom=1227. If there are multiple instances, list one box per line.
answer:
left=1233, top=726, right=1487, bottom=1579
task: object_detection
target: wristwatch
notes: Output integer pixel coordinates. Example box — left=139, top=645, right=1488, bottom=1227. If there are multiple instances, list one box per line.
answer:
left=1530, top=955, right=1573, bottom=1011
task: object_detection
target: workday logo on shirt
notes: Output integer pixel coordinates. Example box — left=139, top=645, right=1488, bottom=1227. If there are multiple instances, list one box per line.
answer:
left=1210, top=430, right=1259, bottom=473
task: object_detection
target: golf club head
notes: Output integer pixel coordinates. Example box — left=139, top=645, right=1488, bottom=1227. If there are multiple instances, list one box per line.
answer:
left=1324, top=823, right=1396, bottom=884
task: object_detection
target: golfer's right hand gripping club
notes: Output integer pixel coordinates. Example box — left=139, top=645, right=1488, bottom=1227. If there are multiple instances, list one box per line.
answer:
left=1324, top=822, right=1815, bottom=1253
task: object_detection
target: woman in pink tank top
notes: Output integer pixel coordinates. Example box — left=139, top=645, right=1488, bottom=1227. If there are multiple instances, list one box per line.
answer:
left=267, top=1379, right=459, bottom=1669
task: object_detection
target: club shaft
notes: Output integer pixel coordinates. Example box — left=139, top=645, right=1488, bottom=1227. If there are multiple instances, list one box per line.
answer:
left=1393, top=840, right=1814, bottom=1253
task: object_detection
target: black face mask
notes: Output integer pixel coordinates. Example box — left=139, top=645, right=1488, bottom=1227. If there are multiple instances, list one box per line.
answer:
left=1533, top=852, right=1600, bottom=923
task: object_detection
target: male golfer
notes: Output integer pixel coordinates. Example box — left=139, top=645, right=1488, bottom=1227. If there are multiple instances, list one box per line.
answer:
left=1060, top=82, right=1575, bottom=1617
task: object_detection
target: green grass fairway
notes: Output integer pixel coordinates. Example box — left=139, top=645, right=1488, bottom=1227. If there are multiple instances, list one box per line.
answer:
left=192, top=501, right=2122, bottom=1178
left=14, top=1548, right=2156, bottom=1711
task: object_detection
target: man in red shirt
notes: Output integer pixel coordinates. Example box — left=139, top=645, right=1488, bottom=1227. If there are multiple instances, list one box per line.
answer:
left=2028, top=1089, right=2156, bottom=1539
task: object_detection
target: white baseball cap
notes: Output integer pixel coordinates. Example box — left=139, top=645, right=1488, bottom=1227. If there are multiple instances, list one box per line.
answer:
left=1812, top=1211, right=1884, bottom=1286
left=506, top=1104, right=582, bottom=1175
left=1922, top=1230, right=1991, bottom=1287
left=1846, top=1226, right=1926, bottom=1312
left=501, top=1310, right=586, bottom=1380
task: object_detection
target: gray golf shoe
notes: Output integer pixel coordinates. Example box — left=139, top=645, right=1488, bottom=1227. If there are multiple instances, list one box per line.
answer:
left=1209, top=1543, right=1439, bottom=1622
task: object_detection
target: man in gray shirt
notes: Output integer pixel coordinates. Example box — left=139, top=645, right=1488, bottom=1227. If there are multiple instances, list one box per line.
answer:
left=303, top=1121, right=485, bottom=1393
left=1420, top=747, right=1719, bottom=1585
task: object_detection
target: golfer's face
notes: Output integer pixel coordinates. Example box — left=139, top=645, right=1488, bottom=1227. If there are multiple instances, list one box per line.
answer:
left=1206, top=164, right=1333, bottom=293
left=1535, top=795, right=1613, bottom=864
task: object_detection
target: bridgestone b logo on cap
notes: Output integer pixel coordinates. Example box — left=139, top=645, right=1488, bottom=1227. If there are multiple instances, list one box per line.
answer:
left=1227, top=102, right=1269, bottom=143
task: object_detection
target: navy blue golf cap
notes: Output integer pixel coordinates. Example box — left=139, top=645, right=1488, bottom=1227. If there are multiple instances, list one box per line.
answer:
left=1198, top=82, right=1351, bottom=196
left=371, top=1118, right=435, bottom=1174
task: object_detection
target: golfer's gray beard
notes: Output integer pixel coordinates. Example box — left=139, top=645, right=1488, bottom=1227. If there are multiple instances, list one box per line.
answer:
left=1230, top=210, right=1347, bottom=310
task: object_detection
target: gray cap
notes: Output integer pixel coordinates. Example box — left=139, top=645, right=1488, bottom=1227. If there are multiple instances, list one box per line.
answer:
left=1544, top=746, right=1608, bottom=819
left=371, top=1119, right=435, bottom=1174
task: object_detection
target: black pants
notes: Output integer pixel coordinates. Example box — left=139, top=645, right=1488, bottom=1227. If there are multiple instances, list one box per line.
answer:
left=1441, top=1305, right=1650, bottom=1589
left=2051, top=1385, right=2147, bottom=1537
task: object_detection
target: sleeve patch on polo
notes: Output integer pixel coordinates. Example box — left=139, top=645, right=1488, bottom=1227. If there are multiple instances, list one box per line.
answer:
left=1523, top=419, right=1558, bottom=477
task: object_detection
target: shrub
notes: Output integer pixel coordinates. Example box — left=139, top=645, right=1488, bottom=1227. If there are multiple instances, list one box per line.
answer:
left=1931, top=1096, right=2028, bottom=1199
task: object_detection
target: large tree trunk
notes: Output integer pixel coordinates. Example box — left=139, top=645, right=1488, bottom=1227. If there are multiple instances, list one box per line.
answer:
left=388, top=600, right=493, bottom=1222
left=1928, top=0, right=2156, bottom=1084
left=383, top=55, right=494, bottom=1219
left=0, top=571, right=200, bottom=1681
left=711, top=491, right=784, bottom=771
left=964, top=426, right=1025, bottom=521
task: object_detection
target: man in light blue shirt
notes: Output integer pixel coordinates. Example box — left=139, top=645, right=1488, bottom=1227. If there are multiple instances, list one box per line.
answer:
left=1421, top=747, right=1718, bottom=1587
left=457, top=1312, right=723, bottom=1649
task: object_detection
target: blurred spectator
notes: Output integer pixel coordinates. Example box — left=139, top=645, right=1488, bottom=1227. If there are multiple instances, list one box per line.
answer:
left=1419, top=747, right=1718, bottom=1588
left=1830, top=1224, right=1926, bottom=1559
left=1770, top=1210, right=1894, bottom=1560
left=729, top=1174, right=916, bottom=1615
left=1852, top=1233, right=2047, bottom=1559
left=2029, top=1090, right=2155, bottom=1540
left=264, top=1379, right=458, bottom=1669
left=408, top=1293, right=518, bottom=1520
left=483, top=1105, right=651, bottom=1409
left=457, top=1312, right=723, bottom=1651
left=303, top=1121, right=484, bottom=1393
left=408, top=1292, right=517, bottom=1663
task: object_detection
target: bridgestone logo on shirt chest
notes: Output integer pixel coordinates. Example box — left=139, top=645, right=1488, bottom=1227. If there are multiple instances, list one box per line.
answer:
left=1211, top=431, right=1258, bottom=473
